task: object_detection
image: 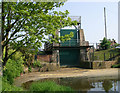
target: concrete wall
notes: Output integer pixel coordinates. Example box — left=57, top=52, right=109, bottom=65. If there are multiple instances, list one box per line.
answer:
left=52, top=50, right=60, bottom=64
left=79, top=61, right=92, bottom=69
left=79, top=61, right=117, bottom=69
left=92, top=61, right=117, bottom=69
left=80, top=49, right=87, bottom=61
left=80, top=29, right=85, bottom=42
left=79, top=29, right=89, bottom=46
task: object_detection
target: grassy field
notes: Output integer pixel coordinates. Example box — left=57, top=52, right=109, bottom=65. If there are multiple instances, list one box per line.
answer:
left=94, top=48, right=120, bottom=61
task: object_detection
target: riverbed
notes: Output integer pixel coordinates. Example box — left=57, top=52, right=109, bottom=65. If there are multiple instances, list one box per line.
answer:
left=14, top=68, right=119, bottom=87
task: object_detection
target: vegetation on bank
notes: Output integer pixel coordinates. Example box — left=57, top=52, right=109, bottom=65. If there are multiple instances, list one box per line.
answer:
left=2, top=49, right=74, bottom=92
left=2, top=50, right=24, bottom=92
left=111, top=57, right=120, bottom=68
left=3, top=49, right=24, bottom=84
left=2, top=76, right=74, bottom=92
left=94, top=48, right=120, bottom=61
left=93, top=37, right=120, bottom=61
left=2, top=78, right=23, bottom=91
left=111, top=63, right=120, bottom=68
left=29, top=81, right=74, bottom=92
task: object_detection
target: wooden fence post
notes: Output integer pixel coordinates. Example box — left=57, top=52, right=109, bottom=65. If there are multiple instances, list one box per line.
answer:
left=113, top=53, right=115, bottom=60
left=93, top=46, right=94, bottom=61
left=110, top=53, right=112, bottom=61
left=104, top=53, right=105, bottom=61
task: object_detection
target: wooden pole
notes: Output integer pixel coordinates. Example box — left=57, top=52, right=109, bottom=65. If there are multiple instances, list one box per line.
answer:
left=104, top=53, right=106, bottom=61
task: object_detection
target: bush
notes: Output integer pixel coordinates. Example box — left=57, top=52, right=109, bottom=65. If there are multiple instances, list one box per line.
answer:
left=32, top=61, right=41, bottom=68
left=111, top=63, right=120, bottom=68
left=28, top=66, right=32, bottom=72
left=2, top=78, right=23, bottom=91
left=0, top=76, right=2, bottom=92
left=29, top=81, right=74, bottom=92
left=3, top=50, right=24, bottom=84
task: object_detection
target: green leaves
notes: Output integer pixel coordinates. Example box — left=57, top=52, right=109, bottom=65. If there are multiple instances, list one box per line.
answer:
left=2, top=2, right=78, bottom=64
left=3, top=49, right=24, bottom=84
left=100, top=37, right=111, bottom=50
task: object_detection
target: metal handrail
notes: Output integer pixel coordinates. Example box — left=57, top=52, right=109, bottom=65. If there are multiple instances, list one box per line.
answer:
left=60, top=39, right=80, bottom=47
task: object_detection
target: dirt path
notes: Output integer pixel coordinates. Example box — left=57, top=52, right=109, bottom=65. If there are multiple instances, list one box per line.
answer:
left=14, top=68, right=119, bottom=87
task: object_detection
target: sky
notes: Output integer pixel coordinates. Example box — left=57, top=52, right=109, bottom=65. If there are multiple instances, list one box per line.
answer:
left=55, top=1, right=118, bottom=44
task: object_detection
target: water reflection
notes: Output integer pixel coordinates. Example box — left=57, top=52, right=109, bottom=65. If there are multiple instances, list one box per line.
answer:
left=102, top=80, right=113, bottom=92
left=22, top=77, right=119, bottom=92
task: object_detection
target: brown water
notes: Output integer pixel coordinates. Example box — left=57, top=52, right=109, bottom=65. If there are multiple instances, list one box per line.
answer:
left=22, top=76, right=120, bottom=93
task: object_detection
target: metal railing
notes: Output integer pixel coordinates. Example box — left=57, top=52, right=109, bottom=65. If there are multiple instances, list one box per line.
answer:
left=59, top=39, right=89, bottom=47
left=94, top=52, right=120, bottom=61
left=44, top=39, right=90, bottom=51
left=44, top=42, right=53, bottom=51
left=60, top=39, right=80, bottom=47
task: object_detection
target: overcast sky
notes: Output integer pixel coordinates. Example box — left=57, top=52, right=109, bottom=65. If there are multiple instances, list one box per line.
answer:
left=55, top=0, right=118, bottom=44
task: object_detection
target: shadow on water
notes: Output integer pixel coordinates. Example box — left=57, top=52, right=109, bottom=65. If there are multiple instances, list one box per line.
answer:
left=22, top=76, right=119, bottom=93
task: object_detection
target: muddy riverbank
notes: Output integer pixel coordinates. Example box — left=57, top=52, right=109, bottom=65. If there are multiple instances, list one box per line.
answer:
left=14, top=68, right=119, bottom=87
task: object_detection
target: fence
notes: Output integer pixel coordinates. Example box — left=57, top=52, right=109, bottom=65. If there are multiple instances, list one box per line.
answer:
left=94, top=52, right=120, bottom=61
left=44, top=39, right=90, bottom=51
left=60, top=39, right=89, bottom=47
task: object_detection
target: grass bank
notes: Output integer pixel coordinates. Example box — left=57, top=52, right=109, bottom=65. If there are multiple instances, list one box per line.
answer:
left=94, top=48, right=120, bottom=61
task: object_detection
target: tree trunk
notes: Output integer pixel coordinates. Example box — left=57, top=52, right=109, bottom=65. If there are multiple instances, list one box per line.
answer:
left=2, top=2, right=4, bottom=56
left=2, top=3, right=10, bottom=67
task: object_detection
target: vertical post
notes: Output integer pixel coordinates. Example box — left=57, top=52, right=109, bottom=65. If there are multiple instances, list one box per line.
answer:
left=79, top=16, right=81, bottom=30
left=110, top=53, right=112, bottom=61
left=69, top=40, right=70, bottom=46
left=89, top=52, right=91, bottom=61
left=113, top=53, right=115, bottom=60
left=104, top=7, right=107, bottom=39
left=92, top=45, right=94, bottom=61
left=104, top=53, right=106, bottom=61
left=96, top=43, right=97, bottom=49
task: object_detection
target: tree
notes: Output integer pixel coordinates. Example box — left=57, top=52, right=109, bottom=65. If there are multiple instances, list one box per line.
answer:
left=100, top=37, right=111, bottom=50
left=1, top=2, right=77, bottom=66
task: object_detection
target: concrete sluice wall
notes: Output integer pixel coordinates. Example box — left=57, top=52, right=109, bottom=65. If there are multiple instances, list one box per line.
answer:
left=80, top=61, right=117, bottom=69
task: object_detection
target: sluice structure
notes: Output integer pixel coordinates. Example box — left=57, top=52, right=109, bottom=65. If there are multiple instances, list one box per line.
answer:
left=44, top=16, right=93, bottom=67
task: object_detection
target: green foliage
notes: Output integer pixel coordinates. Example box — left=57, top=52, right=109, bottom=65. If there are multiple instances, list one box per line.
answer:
left=112, top=57, right=120, bottom=68
left=3, top=50, right=24, bottom=84
left=60, top=32, right=74, bottom=43
left=100, top=37, right=111, bottom=50
left=29, top=81, right=74, bottom=92
left=33, top=61, right=41, bottom=68
left=114, top=43, right=120, bottom=47
left=8, top=49, right=25, bottom=62
left=111, top=63, right=120, bottom=68
left=2, top=78, right=23, bottom=91
left=0, top=76, right=2, bottom=92
left=2, top=2, right=77, bottom=64
left=28, top=66, right=32, bottom=72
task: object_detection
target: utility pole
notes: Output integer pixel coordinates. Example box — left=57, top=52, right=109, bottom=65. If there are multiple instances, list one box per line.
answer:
left=104, top=7, right=107, bottom=39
